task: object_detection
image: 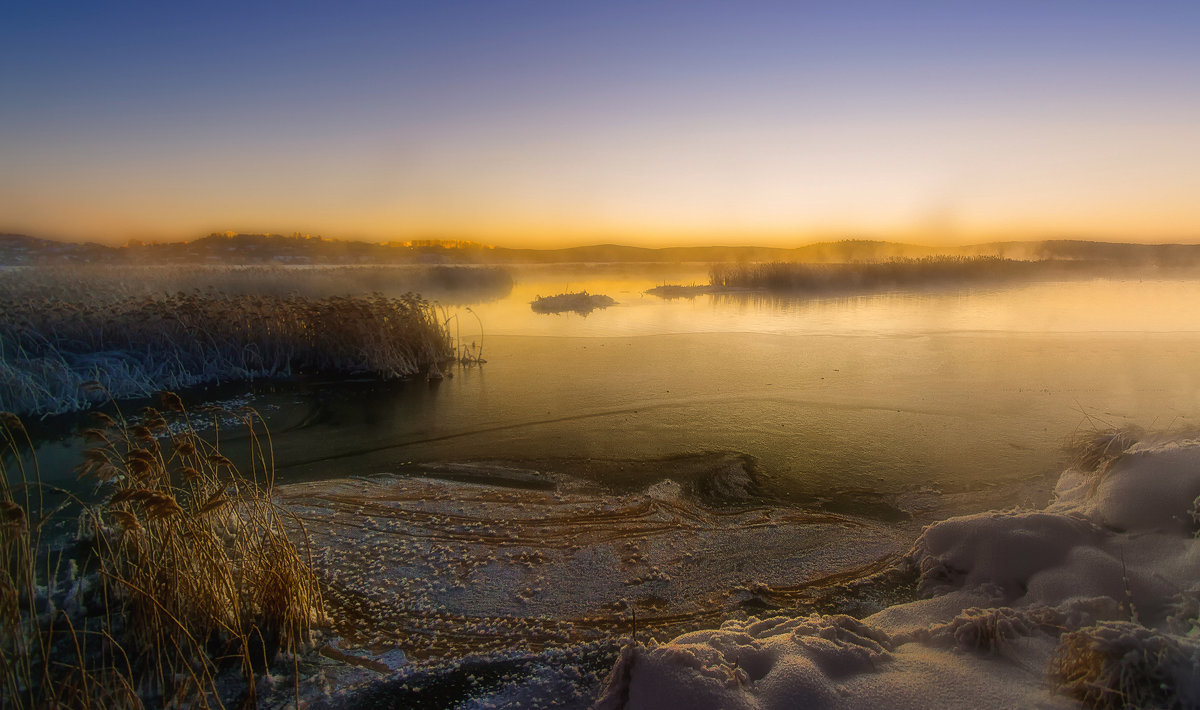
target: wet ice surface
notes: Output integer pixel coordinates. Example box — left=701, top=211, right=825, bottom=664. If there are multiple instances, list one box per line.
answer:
left=278, top=453, right=914, bottom=662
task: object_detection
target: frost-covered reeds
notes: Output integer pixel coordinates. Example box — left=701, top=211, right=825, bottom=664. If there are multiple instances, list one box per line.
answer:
left=708, top=256, right=1056, bottom=293
left=0, top=396, right=323, bottom=708
left=0, top=275, right=454, bottom=415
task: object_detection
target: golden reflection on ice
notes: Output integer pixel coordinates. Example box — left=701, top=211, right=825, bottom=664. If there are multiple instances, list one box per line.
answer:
left=461, top=267, right=1200, bottom=338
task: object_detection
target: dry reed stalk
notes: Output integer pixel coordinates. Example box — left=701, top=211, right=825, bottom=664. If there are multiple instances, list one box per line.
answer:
left=1, top=395, right=325, bottom=708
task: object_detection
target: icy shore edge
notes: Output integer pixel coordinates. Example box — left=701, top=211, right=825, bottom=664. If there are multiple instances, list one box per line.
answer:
left=594, top=432, right=1200, bottom=710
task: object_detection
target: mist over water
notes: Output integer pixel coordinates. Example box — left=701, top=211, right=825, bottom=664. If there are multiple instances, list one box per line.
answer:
left=212, top=267, right=1200, bottom=519
left=16, top=263, right=1200, bottom=676
left=27, top=266, right=1200, bottom=519
left=9, top=0, right=1200, bottom=699
left=180, top=265, right=1200, bottom=661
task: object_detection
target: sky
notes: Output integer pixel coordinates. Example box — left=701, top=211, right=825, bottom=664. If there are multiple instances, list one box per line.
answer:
left=2, top=1, right=1199, bottom=248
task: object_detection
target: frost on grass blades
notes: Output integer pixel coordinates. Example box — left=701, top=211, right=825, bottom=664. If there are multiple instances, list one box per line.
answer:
left=586, top=431, right=1200, bottom=710
left=0, top=396, right=323, bottom=709
left=0, top=267, right=456, bottom=416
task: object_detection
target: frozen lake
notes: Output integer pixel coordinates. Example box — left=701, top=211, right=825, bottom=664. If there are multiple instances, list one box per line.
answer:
left=252, top=268, right=1200, bottom=513
left=26, top=266, right=1200, bottom=660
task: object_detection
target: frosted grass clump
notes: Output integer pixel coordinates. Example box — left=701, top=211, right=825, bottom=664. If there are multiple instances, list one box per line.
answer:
left=1050, top=620, right=1200, bottom=710
left=0, top=282, right=453, bottom=415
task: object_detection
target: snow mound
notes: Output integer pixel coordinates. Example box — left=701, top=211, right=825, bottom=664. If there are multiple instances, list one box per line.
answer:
left=1050, top=434, right=1200, bottom=534
left=596, top=433, right=1200, bottom=709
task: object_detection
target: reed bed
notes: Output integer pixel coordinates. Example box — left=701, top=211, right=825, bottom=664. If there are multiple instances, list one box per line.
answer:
left=0, top=283, right=454, bottom=416
left=1, top=395, right=323, bottom=708
left=708, top=256, right=1065, bottom=293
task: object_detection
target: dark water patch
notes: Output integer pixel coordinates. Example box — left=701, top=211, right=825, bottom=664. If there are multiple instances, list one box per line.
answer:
left=391, top=461, right=561, bottom=491
left=818, top=488, right=914, bottom=523
left=313, top=641, right=621, bottom=710
left=388, top=451, right=769, bottom=507
left=15, top=376, right=427, bottom=491
left=644, top=283, right=716, bottom=299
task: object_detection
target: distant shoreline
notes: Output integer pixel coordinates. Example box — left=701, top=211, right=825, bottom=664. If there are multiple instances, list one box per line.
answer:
left=7, top=232, right=1200, bottom=267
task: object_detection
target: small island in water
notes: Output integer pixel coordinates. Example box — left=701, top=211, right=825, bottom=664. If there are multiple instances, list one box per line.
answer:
left=530, top=291, right=617, bottom=315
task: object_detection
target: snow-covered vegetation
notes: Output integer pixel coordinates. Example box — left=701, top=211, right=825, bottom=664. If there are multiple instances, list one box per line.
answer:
left=592, top=431, right=1200, bottom=709
left=0, top=266, right=455, bottom=416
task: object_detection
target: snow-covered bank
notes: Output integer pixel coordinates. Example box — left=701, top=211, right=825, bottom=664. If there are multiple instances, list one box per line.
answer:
left=595, top=433, right=1200, bottom=709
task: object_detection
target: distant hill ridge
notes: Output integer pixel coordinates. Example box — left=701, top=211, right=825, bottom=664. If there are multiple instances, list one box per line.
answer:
left=3, top=232, right=1200, bottom=266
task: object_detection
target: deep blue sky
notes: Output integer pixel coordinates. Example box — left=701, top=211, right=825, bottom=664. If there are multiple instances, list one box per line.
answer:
left=3, top=1, right=1199, bottom=245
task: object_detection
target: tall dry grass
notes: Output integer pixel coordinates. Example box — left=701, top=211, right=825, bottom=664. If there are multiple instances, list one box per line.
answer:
left=708, top=256, right=1066, bottom=293
left=0, top=411, right=109, bottom=708
left=0, top=281, right=454, bottom=416
left=1, top=394, right=324, bottom=708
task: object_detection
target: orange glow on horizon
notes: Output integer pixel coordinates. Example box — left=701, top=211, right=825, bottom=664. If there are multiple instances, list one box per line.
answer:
left=8, top=219, right=1200, bottom=251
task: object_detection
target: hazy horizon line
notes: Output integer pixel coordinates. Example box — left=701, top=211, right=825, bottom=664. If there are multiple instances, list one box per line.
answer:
left=6, top=228, right=1200, bottom=251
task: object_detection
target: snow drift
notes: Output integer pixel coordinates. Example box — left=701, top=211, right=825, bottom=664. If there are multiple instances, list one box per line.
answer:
left=596, top=432, right=1200, bottom=709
